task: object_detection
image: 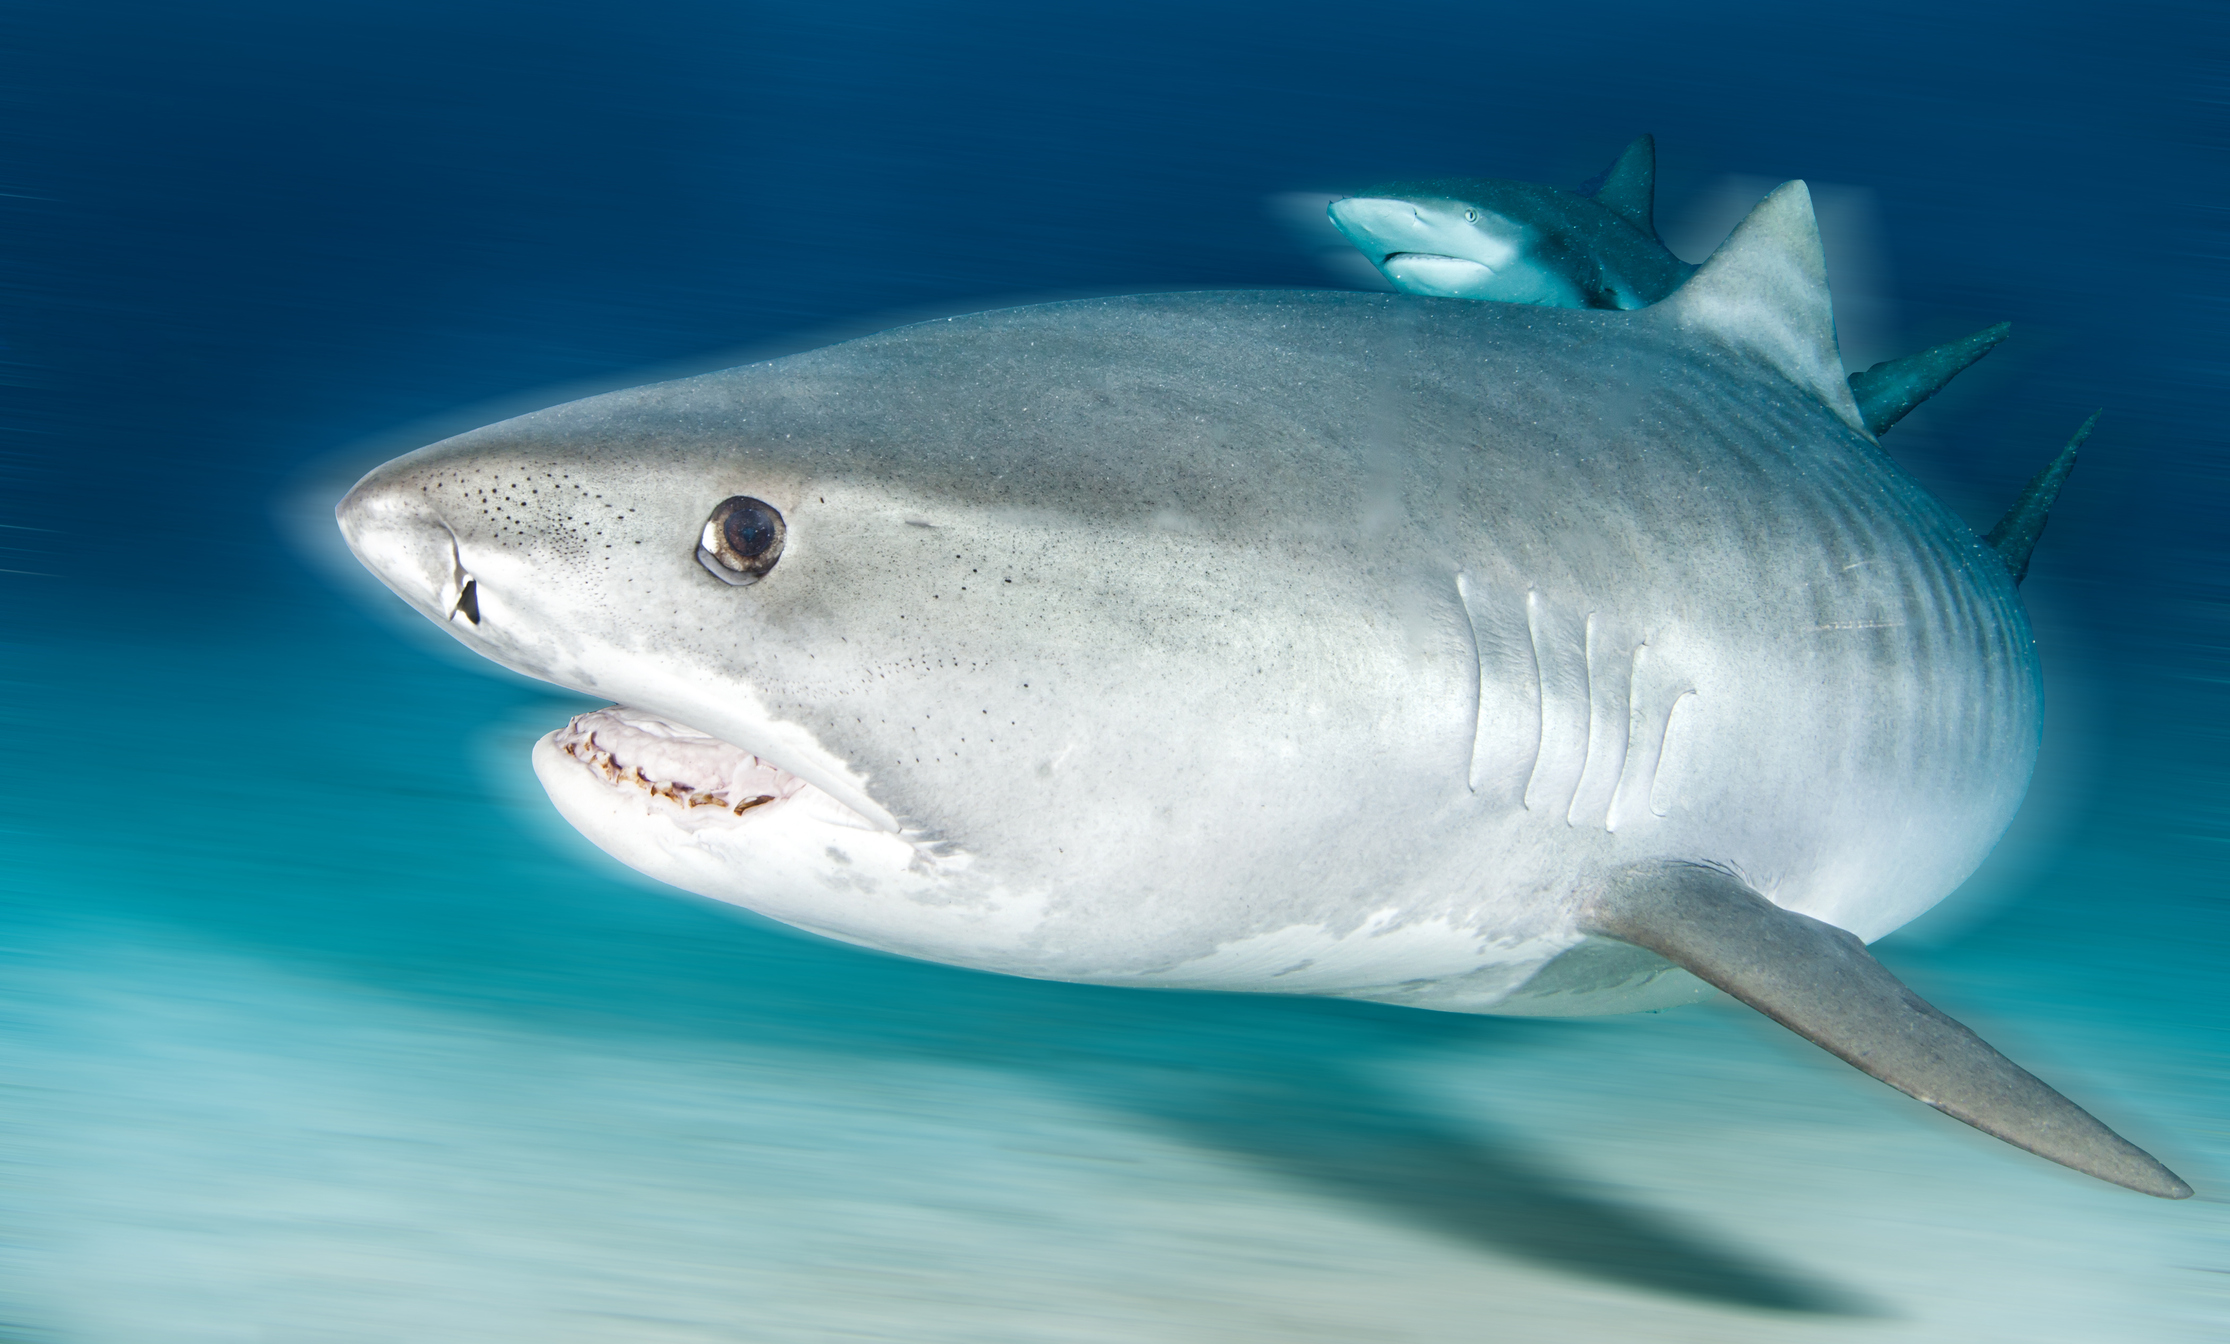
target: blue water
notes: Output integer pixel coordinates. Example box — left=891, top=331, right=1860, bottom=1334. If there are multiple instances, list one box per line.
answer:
left=3, top=3, right=2225, bottom=1338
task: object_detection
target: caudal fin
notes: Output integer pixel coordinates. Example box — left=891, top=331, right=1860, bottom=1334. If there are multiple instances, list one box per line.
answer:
left=1582, top=860, right=2191, bottom=1199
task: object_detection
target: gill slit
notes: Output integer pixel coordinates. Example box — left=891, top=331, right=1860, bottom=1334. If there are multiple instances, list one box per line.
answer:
left=1603, top=639, right=1649, bottom=832
left=1519, top=588, right=1549, bottom=809
left=1648, top=689, right=1697, bottom=818
left=1455, top=573, right=1486, bottom=794
left=1567, top=612, right=1601, bottom=825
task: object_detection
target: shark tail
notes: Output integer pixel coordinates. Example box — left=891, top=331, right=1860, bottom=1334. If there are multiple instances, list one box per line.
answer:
left=1984, top=411, right=2096, bottom=584
left=1583, top=860, right=2191, bottom=1199
left=1848, top=322, right=2012, bottom=436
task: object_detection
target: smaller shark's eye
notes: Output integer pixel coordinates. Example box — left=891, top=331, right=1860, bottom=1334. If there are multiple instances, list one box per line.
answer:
left=698, top=496, right=786, bottom=586
left=1463, top=209, right=1477, bottom=222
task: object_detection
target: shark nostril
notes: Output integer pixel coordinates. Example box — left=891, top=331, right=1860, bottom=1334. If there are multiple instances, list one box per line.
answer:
left=437, top=524, right=481, bottom=625
left=453, top=577, right=480, bottom=625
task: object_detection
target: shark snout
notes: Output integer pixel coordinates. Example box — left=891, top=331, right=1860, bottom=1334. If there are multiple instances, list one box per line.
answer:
left=336, top=468, right=478, bottom=626
left=1326, top=196, right=1427, bottom=256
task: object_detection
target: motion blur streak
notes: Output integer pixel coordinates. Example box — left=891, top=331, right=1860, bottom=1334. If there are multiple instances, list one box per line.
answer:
left=1, top=0, right=2224, bottom=1339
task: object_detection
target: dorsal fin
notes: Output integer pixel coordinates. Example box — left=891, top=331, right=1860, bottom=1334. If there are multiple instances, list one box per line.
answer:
left=1583, top=860, right=2191, bottom=1199
left=1650, top=181, right=1870, bottom=437
left=1848, top=321, right=2011, bottom=436
left=1590, top=134, right=1658, bottom=237
left=1986, top=412, right=2095, bottom=584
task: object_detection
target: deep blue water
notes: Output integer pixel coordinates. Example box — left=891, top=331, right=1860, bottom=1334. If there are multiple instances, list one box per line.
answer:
left=3, top=3, right=2225, bottom=1339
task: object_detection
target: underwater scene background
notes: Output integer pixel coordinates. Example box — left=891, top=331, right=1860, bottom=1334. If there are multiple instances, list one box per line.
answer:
left=2, top=1, right=2224, bottom=1338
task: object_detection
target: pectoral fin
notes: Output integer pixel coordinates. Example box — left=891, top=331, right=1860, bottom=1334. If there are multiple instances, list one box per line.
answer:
left=1581, top=861, right=2191, bottom=1199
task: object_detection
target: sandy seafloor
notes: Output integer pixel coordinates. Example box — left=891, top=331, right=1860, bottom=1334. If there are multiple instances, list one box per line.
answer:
left=1, top=2, right=2225, bottom=1340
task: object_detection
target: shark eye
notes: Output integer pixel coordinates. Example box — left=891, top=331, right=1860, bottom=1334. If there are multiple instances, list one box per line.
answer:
left=1463, top=209, right=1477, bottom=222
left=698, top=496, right=786, bottom=586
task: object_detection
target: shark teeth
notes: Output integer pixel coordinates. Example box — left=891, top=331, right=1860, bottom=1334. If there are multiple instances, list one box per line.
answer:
left=553, top=707, right=806, bottom=819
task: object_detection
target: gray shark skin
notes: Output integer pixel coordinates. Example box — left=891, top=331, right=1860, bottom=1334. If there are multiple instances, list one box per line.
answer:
left=1328, top=136, right=1690, bottom=311
left=338, top=183, right=2188, bottom=1198
left=1331, top=137, right=2006, bottom=438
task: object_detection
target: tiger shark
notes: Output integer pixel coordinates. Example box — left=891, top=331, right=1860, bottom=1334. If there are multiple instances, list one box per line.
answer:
left=1328, top=136, right=2008, bottom=436
left=337, top=182, right=2188, bottom=1199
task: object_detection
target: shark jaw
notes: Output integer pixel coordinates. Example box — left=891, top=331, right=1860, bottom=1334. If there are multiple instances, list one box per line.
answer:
left=1379, top=252, right=1499, bottom=299
left=548, top=706, right=822, bottom=826
left=529, top=705, right=1013, bottom=958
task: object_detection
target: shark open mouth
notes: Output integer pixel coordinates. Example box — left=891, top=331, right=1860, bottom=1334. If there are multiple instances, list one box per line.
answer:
left=551, top=706, right=833, bottom=827
left=535, top=705, right=991, bottom=962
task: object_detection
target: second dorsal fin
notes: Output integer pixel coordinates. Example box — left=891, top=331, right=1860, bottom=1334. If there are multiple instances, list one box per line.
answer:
left=1590, top=134, right=1658, bottom=237
left=1650, top=181, right=1870, bottom=438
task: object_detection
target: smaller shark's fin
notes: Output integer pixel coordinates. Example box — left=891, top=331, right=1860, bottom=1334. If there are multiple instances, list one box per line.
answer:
left=1985, top=412, right=2095, bottom=585
left=1590, top=134, right=1658, bottom=237
left=1650, top=182, right=1871, bottom=438
left=1581, top=861, right=2191, bottom=1199
left=1849, top=322, right=2011, bottom=436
